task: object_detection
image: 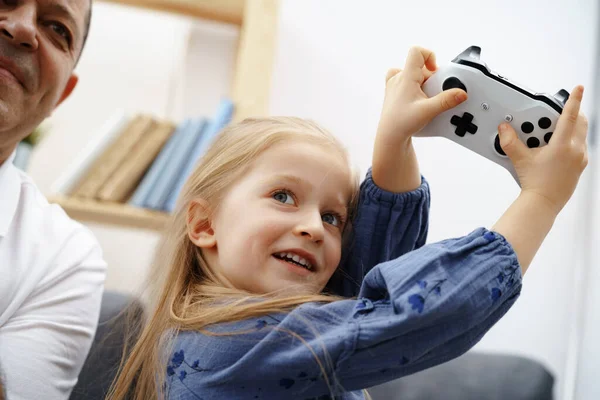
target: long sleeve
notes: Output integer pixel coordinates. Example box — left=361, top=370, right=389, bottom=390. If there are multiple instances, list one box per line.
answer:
left=327, top=168, right=430, bottom=298
left=167, top=228, right=521, bottom=399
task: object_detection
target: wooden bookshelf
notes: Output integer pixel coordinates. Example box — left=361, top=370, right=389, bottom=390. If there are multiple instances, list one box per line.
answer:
left=52, top=196, right=170, bottom=230
left=100, top=0, right=246, bottom=25
left=50, top=0, right=280, bottom=231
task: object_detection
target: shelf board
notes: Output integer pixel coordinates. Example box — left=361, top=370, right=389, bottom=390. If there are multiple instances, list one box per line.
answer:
left=98, top=0, right=246, bottom=25
left=50, top=196, right=170, bottom=231
left=231, top=0, right=279, bottom=121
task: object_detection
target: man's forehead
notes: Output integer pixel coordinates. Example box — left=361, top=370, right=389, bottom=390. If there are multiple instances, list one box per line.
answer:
left=44, top=0, right=88, bottom=16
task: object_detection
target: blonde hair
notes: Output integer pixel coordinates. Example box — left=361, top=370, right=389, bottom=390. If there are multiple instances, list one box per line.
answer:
left=107, top=117, right=367, bottom=399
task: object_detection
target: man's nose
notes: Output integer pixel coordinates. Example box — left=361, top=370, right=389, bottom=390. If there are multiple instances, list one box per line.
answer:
left=293, top=211, right=325, bottom=243
left=0, top=6, right=39, bottom=51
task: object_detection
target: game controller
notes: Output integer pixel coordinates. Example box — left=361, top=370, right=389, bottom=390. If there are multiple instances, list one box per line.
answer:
left=416, top=45, right=570, bottom=185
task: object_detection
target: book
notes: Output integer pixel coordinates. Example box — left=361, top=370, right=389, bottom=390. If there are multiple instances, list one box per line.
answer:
left=51, top=110, right=130, bottom=195
left=128, top=120, right=190, bottom=208
left=72, top=115, right=156, bottom=199
left=144, top=118, right=208, bottom=211
left=96, top=120, right=176, bottom=202
left=163, top=99, right=234, bottom=212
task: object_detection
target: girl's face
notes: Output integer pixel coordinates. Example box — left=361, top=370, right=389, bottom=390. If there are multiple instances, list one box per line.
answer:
left=194, top=140, right=353, bottom=295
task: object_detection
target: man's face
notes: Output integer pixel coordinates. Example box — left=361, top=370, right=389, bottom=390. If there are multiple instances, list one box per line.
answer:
left=0, top=0, right=89, bottom=159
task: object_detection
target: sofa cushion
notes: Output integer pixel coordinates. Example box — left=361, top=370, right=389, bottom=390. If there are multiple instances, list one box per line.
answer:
left=367, top=351, right=554, bottom=400
left=70, top=291, right=144, bottom=400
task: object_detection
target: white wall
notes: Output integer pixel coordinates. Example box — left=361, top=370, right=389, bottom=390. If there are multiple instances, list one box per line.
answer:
left=573, top=8, right=600, bottom=397
left=25, top=1, right=598, bottom=399
left=573, top=144, right=600, bottom=399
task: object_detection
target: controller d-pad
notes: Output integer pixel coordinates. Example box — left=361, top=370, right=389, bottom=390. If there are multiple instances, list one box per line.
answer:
left=450, top=112, right=478, bottom=137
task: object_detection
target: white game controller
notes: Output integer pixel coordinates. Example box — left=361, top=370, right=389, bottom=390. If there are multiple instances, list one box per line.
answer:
left=416, top=45, right=569, bottom=185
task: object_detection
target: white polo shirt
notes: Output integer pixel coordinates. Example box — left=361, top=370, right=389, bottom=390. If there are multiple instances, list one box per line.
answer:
left=0, top=152, right=107, bottom=399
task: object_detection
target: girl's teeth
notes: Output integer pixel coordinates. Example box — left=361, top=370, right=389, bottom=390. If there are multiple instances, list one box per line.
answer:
left=278, top=252, right=312, bottom=270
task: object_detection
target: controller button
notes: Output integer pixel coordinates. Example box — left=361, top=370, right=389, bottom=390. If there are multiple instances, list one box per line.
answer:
left=553, top=89, right=570, bottom=105
left=442, top=77, right=467, bottom=93
left=494, top=134, right=506, bottom=156
left=521, top=122, right=534, bottom=134
left=504, top=114, right=513, bottom=122
left=538, top=117, right=552, bottom=129
left=450, top=112, right=478, bottom=137
left=527, top=137, right=540, bottom=148
left=544, top=132, right=553, bottom=143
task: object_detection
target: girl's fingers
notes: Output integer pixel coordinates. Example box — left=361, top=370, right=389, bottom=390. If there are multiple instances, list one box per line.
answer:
left=386, top=63, right=436, bottom=87
left=422, top=65, right=435, bottom=82
left=552, top=85, right=584, bottom=146
left=404, top=46, right=437, bottom=82
left=386, top=68, right=402, bottom=83
left=572, top=111, right=589, bottom=147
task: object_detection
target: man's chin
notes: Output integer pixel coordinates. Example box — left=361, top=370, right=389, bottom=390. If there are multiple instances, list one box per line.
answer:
left=0, top=99, right=11, bottom=117
left=0, top=110, right=23, bottom=139
left=0, top=97, right=20, bottom=129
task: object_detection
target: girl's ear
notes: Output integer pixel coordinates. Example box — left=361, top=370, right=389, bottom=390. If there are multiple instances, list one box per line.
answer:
left=187, top=199, right=216, bottom=248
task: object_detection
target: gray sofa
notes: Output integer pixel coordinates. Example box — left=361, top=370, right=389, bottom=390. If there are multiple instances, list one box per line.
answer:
left=70, top=291, right=554, bottom=399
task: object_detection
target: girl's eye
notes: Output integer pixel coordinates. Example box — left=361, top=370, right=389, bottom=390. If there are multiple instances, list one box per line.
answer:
left=273, top=190, right=295, bottom=205
left=322, top=213, right=343, bottom=228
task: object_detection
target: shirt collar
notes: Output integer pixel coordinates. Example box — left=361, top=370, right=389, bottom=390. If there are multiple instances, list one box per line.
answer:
left=0, top=151, right=21, bottom=237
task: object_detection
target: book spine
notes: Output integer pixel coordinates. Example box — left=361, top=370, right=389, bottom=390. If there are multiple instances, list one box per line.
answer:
left=128, top=121, right=189, bottom=208
left=163, top=98, right=234, bottom=212
left=50, top=110, right=130, bottom=195
left=145, top=118, right=207, bottom=211
left=96, top=121, right=176, bottom=202
left=72, top=115, right=156, bottom=199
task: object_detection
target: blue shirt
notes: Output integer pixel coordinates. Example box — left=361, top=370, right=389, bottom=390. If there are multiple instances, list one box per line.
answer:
left=165, top=170, right=522, bottom=399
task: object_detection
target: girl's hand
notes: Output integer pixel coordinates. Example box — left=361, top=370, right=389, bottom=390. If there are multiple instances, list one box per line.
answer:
left=498, top=85, right=588, bottom=214
left=372, top=46, right=467, bottom=193
left=376, top=46, right=468, bottom=146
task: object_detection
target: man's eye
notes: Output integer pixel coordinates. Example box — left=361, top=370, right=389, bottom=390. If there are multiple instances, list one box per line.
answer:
left=273, top=190, right=295, bottom=205
left=49, top=22, right=72, bottom=44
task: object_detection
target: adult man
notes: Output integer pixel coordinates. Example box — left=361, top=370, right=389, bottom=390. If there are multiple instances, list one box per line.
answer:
left=0, top=1, right=106, bottom=399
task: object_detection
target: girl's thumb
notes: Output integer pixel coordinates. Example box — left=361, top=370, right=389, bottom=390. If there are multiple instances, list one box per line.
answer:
left=498, top=123, right=527, bottom=162
left=426, top=89, right=467, bottom=119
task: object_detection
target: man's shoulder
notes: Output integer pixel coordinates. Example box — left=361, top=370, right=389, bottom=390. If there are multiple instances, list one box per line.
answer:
left=0, top=169, right=106, bottom=320
left=16, top=170, right=91, bottom=236
left=10, top=169, right=105, bottom=270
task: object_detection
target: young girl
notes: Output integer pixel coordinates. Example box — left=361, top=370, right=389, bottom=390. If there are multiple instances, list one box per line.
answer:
left=108, top=47, right=588, bottom=399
